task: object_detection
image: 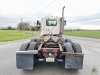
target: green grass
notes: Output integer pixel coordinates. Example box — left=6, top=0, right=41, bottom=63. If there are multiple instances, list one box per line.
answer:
left=64, top=31, right=100, bottom=39
left=0, top=30, right=38, bottom=42
left=1, top=30, right=99, bottom=42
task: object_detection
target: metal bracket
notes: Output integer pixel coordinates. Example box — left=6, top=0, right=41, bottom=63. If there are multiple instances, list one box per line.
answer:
left=63, top=52, right=84, bottom=56
left=16, top=50, right=38, bottom=54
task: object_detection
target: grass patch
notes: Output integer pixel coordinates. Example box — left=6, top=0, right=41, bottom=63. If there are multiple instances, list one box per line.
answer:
left=0, top=30, right=39, bottom=42
left=64, top=31, right=100, bottom=39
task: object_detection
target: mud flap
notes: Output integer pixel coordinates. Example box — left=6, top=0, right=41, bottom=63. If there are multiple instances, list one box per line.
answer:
left=16, top=54, right=34, bottom=70
left=65, top=55, right=83, bottom=69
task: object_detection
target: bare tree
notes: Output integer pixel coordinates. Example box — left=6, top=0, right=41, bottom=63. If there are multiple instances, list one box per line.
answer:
left=17, top=22, right=30, bottom=31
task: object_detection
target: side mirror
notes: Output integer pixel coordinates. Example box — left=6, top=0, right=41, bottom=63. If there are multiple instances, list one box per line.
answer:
left=36, top=20, right=41, bottom=30
left=64, top=20, right=66, bottom=26
left=37, top=20, right=41, bottom=25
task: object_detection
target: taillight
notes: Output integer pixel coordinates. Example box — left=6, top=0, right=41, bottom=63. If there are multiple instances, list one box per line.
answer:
left=43, top=49, right=47, bottom=57
left=43, top=49, right=46, bottom=52
left=54, top=49, right=58, bottom=53
left=54, top=49, right=58, bottom=56
left=43, top=53, right=47, bottom=57
left=54, top=53, right=57, bottom=56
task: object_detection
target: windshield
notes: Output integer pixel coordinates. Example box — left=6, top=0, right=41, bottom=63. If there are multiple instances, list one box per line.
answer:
left=46, top=19, right=57, bottom=26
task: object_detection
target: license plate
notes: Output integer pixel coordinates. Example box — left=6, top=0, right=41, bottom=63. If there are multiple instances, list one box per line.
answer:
left=46, top=57, right=55, bottom=62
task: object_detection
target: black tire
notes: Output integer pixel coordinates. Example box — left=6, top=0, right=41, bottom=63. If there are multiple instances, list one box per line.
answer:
left=31, top=38, right=40, bottom=42
left=61, top=38, right=66, bottom=44
left=28, top=42, right=36, bottom=50
left=35, top=38, right=39, bottom=42
left=66, top=39, right=72, bottom=43
left=64, top=42, right=74, bottom=52
left=63, top=42, right=74, bottom=62
left=28, top=42, right=38, bottom=66
left=64, top=42, right=82, bottom=70
left=64, top=42, right=74, bottom=70
left=20, top=42, right=30, bottom=51
left=31, top=38, right=36, bottom=42
left=72, top=43, right=82, bottom=53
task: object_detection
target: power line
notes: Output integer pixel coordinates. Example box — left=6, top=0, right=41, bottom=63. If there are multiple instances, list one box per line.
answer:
left=30, top=0, right=57, bottom=19
left=23, top=0, right=47, bottom=19
left=24, top=0, right=38, bottom=14
left=23, top=0, right=57, bottom=20
left=19, top=0, right=58, bottom=26
left=29, top=0, right=48, bottom=13
left=35, top=0, right=57, bottom=13
left=26, top=0, right=38, bottom=13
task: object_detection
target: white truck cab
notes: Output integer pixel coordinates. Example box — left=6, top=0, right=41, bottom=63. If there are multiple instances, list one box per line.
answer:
left=41, top=16, right=65, bottom=35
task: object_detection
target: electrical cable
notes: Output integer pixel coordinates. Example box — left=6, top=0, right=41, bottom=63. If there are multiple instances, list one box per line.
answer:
left=25, top=0, right=57, bottom=16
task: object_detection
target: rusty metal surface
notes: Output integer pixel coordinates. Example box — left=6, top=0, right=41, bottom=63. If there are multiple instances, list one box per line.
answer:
left=63, top=52, right=84, bottom=56
left=42, top=36, right=50, bottom=42
left=38, top=42, right=44, bottom=51
left=58, top=43, right=63, bottom=52
left=16, top=50, right=38, bottom=54
left=41, top=48, right=60, bottom=50
left=37, top=36, right=61, bottom=51
left=52, top=36, right=60, bottom=42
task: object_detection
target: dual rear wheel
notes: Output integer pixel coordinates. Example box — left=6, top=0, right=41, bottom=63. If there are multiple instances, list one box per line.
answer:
left=18, top=38, right=82, bottom=70
left=64, top=42, right=82, bottom=53
left=63, top=41, right=83, bottom=70
left=19, top=41, right=38, bottom=68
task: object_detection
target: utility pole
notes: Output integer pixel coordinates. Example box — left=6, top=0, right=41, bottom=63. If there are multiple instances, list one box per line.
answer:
left=20, top=18, right=23, bottom=31
left=20, top=18, right=23, bottom=22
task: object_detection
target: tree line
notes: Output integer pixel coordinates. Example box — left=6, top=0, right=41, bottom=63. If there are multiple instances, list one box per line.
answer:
left=17, top=20, right=41, bottom=31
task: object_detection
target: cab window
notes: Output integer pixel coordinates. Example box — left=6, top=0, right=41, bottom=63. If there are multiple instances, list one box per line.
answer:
left=46, top=19, right=57, bottom=26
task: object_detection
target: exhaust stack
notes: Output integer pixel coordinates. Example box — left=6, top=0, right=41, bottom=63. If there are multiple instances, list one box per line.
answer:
left=60, top=6, right=65, bottom=35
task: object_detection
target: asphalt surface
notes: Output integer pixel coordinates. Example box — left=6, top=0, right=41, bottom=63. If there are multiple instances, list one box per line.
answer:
left=0, top=36, right=100, bottom=75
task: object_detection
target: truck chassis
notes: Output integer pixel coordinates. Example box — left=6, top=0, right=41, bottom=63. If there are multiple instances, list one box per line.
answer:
left=16, top=35, right=84, bottom=70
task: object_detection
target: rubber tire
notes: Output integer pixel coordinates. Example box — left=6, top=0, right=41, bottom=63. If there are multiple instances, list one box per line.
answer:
left=72, top=43, right=82, bottom=53
left=35, top=38, right=39, bottom=42
left=63, top=42, right=74, bottom=61
left=31, top=38, right=40, bottom=42
left=64, top=42, right=74, bottom=52
left=64, top=42, right=74, bottom=69
left=28, top=42, right=36, bottom=50
left=61, top=38, right=66, bottom=44
left=31, top=38, right=36, bottom=42
left=64, top=42, right=82, bottom=70
left=20, top=42, right=30, bottom=51
left=66, top=39, right=72, bottom=43
left=28, top=42, right=38, bottom=66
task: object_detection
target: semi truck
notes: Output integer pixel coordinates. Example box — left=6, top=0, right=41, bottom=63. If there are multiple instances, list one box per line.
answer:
left=16, top=6, right=84, bottom=70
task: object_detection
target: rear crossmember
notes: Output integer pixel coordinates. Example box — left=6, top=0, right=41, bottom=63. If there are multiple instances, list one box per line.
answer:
left=16, top=50, right=84, bottom=56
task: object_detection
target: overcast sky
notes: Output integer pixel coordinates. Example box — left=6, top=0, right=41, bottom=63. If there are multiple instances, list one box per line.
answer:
left=0, top=0, right=100, bottom=29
